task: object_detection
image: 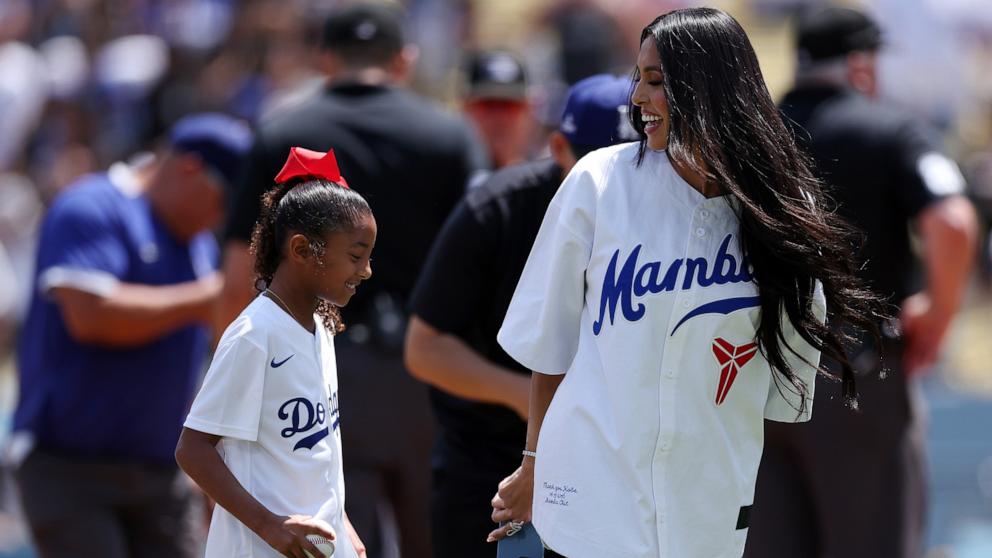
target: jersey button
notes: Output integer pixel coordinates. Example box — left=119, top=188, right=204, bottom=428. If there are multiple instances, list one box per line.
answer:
left=682, top=298, right=693, bottom=308
left=695, top=227, right=707, bottom=237
left=698, top=209, right=710, bottom=220
left=665, top=368, right=676, bottom=379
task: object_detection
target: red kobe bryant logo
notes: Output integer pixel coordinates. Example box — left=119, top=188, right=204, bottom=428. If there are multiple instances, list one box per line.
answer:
left=711, top=338, right=758, bottom=405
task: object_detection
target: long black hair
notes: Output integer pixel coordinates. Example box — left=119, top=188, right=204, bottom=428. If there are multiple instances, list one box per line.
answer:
left=250, top=178, right=372, bottom=333
left=630, top=8, right=884, bottom=409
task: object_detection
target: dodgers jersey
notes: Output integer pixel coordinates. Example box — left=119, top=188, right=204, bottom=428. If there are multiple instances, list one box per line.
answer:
left=185, top=296, right=357, bottom=558
left=497, top=143, right=825, bottom=558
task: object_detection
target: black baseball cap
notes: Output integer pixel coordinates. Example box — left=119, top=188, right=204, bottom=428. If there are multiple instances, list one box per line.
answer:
left=464, top=50, right=527, bottom=101
left=321, top=2, right=404, bottom=55
left=796, top=7, right=883, bottom=63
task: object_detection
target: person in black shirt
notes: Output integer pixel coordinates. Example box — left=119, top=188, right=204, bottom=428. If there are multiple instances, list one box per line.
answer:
left=218, top=5, right=485, bottom=558
left=461, top=50, right=533, bottom=172
left=744, top=8, right=978, bottom=558
left=404, top=74, right=637, bottom=558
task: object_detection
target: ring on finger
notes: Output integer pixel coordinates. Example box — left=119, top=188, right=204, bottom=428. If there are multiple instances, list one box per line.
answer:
left=507, top=519, right=525, bottom=537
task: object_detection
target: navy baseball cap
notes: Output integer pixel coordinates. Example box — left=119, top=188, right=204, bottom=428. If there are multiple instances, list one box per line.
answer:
left=559, top=74, right=638, bottom=156
left=796, top=7, right=883, bottom=63
left=465, top=50, right=527, bottom=101
left=169, top=113, right=253, bottom=190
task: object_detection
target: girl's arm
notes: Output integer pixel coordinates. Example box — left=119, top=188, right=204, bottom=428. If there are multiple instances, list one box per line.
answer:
left=487, top=371, right=565, bottom=542
left=175, top=427, right=336, bottom=558
left=343, top=512, right=367, bottom=558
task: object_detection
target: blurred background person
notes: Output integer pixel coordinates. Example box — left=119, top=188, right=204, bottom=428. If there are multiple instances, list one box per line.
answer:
left=461, top=50, right=534, bottom=176
left=0, top=174, right=43, bottom=357
left=11, top=113, right=252, bottom=558
left=524, top=0, right=628, bottom=132
left=744, top=7, right=979, bottom=558
left=405, top=73, right=637, bottom=558
left=0, top=0, right=991, bottom=556
left=216, top=4, right=485, bottom=557
left=538, top=0, right=627, bottom=85
left=0, top=248, right=18, bottom=364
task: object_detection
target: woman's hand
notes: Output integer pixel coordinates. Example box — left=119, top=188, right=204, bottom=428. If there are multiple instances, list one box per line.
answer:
left=257, top=514, right=337, bottom=558
left=487, top=461, right=535, bottom=542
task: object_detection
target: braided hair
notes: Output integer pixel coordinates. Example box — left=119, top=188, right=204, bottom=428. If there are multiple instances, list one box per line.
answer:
left=249, top=178, right=372, bottom=333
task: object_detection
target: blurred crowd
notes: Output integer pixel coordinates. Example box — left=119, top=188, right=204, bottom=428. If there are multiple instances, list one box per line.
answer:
left=3, top=0, right=992, bottom=556
left=0, top=0, right=991, bottom=323
left=0, top=0, right=623, bottom=344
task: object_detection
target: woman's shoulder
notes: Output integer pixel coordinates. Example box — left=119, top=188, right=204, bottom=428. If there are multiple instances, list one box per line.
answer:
left=574, top=142, right=672, bottom=190
left=560, top=142, right=638, bottom=196
left=574, top=142, right=640, bottom=176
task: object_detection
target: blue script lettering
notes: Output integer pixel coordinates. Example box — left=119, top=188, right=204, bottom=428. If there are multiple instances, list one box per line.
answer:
left=328, top=390, right=340, bottom=431
left=710, top=235, right=744, bottom=285
left=278, top=397, right=329, bottom=451
left=683, top=257, right=711, bottom=289
left=592, top=246, right=646, bottom=334
left=593, top=234, right=753, bottom=334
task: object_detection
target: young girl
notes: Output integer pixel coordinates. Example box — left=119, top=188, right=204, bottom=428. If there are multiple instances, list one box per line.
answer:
left=176, top=147, right=374, bottom=558
left=489, top=8, right=882, bottom=558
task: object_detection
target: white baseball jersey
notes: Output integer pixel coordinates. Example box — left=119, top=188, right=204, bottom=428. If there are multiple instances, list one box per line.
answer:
left=497, top=143, right=825, bottom=558
left=185, top=296, right=358, bottom=558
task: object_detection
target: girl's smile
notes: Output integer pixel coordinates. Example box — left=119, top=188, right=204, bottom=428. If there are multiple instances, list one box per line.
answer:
left=316, top=213, right=376, bottom=307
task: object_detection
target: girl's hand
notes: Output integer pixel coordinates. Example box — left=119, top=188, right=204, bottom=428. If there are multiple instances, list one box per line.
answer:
left=345, top=515, right=367, bottom=557
left=258, top=514, right=337, bottom=558
left=487, top=462, right=535, bottom=542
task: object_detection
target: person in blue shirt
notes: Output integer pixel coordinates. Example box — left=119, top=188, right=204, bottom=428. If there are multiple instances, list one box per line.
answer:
left=13, top=113, right=252, bottom=558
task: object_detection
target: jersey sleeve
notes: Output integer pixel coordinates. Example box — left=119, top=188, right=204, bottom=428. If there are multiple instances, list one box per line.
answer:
left=184, top=321, right=267, bottom=440
left=36, top=194, right=129, bottom=297
left=764, top=281, right=826, bottom=423
left=496, top=156, right=600, bottom=374
left=889, top=120, right=965, bottom=219
left=409, top=198, right=493, bottom=333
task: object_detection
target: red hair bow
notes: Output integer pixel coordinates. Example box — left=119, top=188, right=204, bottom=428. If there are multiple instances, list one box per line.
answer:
left=274, top=147, right=349, bottom=188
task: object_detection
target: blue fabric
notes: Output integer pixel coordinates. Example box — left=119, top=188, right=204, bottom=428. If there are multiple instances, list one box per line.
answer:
left=560, top=74, right=636, bottom=150
left=169, top=112, right=253, bottom=189
left=15, top=173, right=218, bottom=465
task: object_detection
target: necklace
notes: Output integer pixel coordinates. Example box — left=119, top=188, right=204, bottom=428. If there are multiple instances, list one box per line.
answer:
left=265, top=288, right=305, bottom=326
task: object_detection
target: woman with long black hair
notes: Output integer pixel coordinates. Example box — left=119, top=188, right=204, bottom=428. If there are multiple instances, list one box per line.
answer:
left=488, top=8, right=881, bottom=558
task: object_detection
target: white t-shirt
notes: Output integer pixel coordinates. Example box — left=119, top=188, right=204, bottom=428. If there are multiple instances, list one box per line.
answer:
left=185, top=296, right=357, bottom=558
left=497, top=143, right=825, bottom=558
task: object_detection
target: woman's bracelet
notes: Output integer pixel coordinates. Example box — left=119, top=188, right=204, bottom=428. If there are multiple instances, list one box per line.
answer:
left=522, top=449, right=537, bottom=458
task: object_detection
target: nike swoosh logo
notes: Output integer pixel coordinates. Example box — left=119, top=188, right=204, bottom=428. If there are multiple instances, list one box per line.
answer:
left=271, top=355, right=294, bottom=368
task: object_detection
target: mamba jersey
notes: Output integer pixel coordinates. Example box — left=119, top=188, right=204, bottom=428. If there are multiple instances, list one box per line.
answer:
left=185, top=296, right=357, bottom=558
left=497, top=143, right=825, bottom=558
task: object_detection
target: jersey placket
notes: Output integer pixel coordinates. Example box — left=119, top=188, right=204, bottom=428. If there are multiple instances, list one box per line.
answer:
left=653, top=198, right=722, bottom=555
left=648, top=199, right=699, bottom=554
